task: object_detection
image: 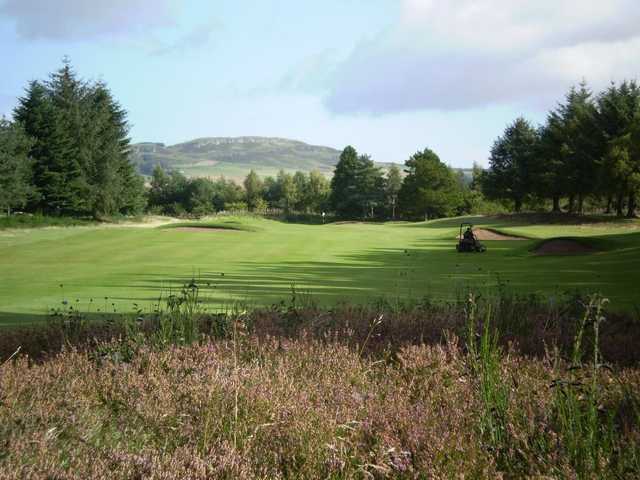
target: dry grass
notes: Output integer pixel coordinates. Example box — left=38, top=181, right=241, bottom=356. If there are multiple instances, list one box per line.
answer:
left=1, top=294, right=639, bottom=478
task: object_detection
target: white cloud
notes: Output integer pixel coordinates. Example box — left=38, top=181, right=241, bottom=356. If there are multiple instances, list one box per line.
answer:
left=0, top=0, right=174, bottom=40
left=325, top=0, right=640, bottom=113
left=151, top=21, right=220, bottom=56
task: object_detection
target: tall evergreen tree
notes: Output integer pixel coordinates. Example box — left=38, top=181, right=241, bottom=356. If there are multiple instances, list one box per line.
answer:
left=14, top=60, right=144, bottom=216
left=398, top=148, right=462, bottom=219
left=482, top=117, right=539, bottom=212
left=595, top=81, right=640, bottom=217
left=329, top=146, right=384, bottom=218
left=0, top=119, right=35, bottom=215
left=553, top=83, right=600, bottom=213
left=88, top=82, right=144, bottom=216
left=356, top=154, right=385, bottom=218
left=330, top=146, right=361, bottom=218
left=535, top=119, right=567, bottom=212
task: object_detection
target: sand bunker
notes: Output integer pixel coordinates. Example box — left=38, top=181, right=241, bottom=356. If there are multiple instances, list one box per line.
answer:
left=533, top=239, right=595, bottom=255
left=169, top=227, right=242, bottom=233
left=458, top=228, right=526, bottom=241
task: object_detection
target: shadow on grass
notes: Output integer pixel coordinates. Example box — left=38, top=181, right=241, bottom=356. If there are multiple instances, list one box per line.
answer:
left=1, top=231, right=638, bottom=327
left=95, top=231, right=640, bottom=312
left=403, top=213, right=640, bottom=231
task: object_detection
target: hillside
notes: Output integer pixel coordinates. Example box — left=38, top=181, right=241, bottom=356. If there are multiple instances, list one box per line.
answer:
left=129, top=137, right=342, bottom=180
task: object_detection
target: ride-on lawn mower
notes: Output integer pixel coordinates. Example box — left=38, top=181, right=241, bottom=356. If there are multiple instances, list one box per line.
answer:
left=456, top=222, right=486, bottom=253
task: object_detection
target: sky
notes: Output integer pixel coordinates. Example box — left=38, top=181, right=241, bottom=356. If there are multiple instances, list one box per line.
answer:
left=1, top=0, right=639, bottom=167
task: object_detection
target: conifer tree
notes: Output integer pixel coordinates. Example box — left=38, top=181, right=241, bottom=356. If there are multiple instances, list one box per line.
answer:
left=482, top=118, right=539, bottom=212
left=0, top=119, right=35, bottom=215
left=398, top=148, right=461, bottom=219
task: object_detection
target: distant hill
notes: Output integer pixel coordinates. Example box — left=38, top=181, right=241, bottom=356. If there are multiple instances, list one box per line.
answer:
left=129, top=136, right=472, bottom=182
left=129, top=137, right=342, bottom=180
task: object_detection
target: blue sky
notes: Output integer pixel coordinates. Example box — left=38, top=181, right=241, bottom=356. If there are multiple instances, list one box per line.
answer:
left=1, top=0, right=639, bottom=167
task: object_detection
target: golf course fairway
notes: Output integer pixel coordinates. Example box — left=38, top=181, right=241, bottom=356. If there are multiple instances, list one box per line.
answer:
left=1, top=215, right=639, bottom=324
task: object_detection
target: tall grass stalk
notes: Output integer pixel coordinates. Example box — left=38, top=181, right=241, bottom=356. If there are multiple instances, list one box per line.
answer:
left=551, top=294, right=617, bottom=477
left=465, top=294, right=512, bottom=469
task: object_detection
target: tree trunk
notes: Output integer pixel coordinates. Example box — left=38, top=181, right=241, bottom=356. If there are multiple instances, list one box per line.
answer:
left=605, top=195, right=612, bottom=214
left=616, top=192, right=624, bottom=217
left=514, top=198, right=522, bottom=213
left=568, top=194, right=575, bottom=214
left=552, top=196, right=561, bottom=213
left=627, top=192, right=637, bottom=218
left=577, top=194, right=584, bottom=215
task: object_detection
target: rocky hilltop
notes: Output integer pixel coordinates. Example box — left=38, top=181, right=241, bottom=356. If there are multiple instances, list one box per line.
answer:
left=130, top=137, right=341, bottom=179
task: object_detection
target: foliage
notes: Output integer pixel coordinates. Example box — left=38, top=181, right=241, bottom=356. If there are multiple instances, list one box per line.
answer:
left=482, top=117, right=539, bottom=212
left=13, top=60, right=145, bottom=218
left=485, top=80, right=640, bottom=217
left=1, top=293, right=639, bottom=478
left=0, top=119, right=35, bottom=215
left=385, top=164, right=402, bottom=219
left=148, top=166, right=245, bottom=216
left=329, top=146, right=385, bottom=218
left=243, top=169, right=263, bottom=211
left=398, top=148, right=462, bottom=219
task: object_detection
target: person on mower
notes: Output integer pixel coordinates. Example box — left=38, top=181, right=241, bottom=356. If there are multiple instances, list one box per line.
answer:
left=462, top=226, right=475, bottom=247
left=463, top=227, right=474, bottom=241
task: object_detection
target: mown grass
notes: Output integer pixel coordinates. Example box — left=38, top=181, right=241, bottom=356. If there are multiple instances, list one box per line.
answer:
left=1, top=291, right=638, bottom=478
left=0, top=214, right=639, bottom=325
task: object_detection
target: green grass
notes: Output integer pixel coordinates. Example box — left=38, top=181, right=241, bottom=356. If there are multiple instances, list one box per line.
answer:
left=0, top=215, right=639, bottom=324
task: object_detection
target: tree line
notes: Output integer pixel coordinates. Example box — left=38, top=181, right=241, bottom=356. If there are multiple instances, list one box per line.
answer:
left=146, top=145, right=489, bottom=220
left=4, top=62, right=636, bottom=221
left=481, top=81, right=640, bottom=217
left=146, top=166, right=332, bottom=216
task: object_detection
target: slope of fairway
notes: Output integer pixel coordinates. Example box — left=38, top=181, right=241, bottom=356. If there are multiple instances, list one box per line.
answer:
left=0, top=215, right=639, bottom=324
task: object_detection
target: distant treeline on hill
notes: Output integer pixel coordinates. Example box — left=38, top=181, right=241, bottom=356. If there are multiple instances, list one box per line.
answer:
left=1, top=62, right=638, bottom=219
left=145, top=147, right=490, bottom=220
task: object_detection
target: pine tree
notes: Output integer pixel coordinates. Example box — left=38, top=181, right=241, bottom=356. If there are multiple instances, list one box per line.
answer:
left=329, top=146, right=384, bottom=218
left=330, top=146, right=361, bottom=218
left=398, top=148, right=462, bottom=219
left=553, top=83, right=600, bottom=214
left=0, top=119, right=35, bottom=215
left=14, top=61, right=145, bottom=216
left=356, top=154, right=385, bottom=218
left=482, top=118, right=539, bottom=212
left=595, top=81, right=640, bottom=217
